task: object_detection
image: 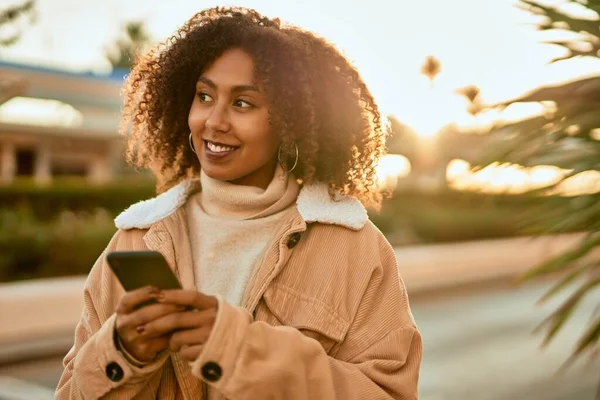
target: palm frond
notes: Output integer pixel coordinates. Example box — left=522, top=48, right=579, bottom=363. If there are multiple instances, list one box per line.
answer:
left=538, top=261, right=600, bottom=304
left=519, top=234, right=600, bottom=281
left=533, top=276, right=600, bottom=348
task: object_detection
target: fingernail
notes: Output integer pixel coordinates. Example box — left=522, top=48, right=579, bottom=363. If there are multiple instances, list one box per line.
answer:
left=136, top=325, right=145, bottom=334
left=147, top=286, right=160, bottom=295
left=154, top=292, right=165, bottom=301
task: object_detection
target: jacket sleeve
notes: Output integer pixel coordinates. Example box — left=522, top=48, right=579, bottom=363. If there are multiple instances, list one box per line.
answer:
left=189, top=235, right=422, bottom=400
left=55, top=230, right=169, bottom=400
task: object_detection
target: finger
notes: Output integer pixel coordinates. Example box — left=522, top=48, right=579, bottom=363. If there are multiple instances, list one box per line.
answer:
left=180, top=344, right=204, bottom=362
left=124, top=334, right=170, bottom=362
left=169, top=326, right=212, bottom=352
left=120, top=304, right=186, bottom=343
left=117, top=286, right=161, bottom=314
left=144, top=309, right=216, bottom=339
left=157, top=289, right=218, bottom=311
left=146, top=334, right=171, bottom=355
left=126, top=303, right=185, bottom=331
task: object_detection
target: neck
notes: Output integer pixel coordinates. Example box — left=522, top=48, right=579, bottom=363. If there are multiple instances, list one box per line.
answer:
left=198, top=164, right=299, bottom=220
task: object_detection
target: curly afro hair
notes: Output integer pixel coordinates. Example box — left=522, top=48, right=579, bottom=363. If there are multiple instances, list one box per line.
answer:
left=121, top=6, right=389, bottom=207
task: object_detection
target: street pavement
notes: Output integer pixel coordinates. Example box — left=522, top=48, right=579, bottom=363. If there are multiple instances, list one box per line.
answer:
left=0, top=280, right=598, bottom=399
left=414, top=280, right=599, bottom=400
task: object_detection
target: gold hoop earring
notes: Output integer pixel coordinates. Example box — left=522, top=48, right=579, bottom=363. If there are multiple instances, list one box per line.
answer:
left=278, top=142, right=299, bottom=173
left=189, top=133, right=197, bottom=154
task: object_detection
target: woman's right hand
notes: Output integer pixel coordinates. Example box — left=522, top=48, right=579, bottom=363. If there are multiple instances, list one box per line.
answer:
left=115, top=286, right=183, bottom=362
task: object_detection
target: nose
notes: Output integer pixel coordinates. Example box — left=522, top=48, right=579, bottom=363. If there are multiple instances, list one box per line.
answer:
left=205, top=104, right=230, bottom=132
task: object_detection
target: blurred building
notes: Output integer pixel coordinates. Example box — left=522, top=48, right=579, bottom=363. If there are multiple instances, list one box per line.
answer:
left=0, top=61, right=127, bottom=184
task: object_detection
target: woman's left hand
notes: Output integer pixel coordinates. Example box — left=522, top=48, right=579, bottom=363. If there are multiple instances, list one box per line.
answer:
left=146, top=289, right=219, bottom=361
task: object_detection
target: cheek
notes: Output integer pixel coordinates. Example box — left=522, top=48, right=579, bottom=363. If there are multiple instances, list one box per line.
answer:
left=245, top=125, right=279, bottom=155
left=242, top=111, right=277, bottom=147
left=188, top=104, right=205, bottom=132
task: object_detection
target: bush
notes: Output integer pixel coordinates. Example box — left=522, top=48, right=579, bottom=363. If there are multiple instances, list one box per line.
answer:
left=369, top=189, right=546, bottom=245
left=0, top=177, right=156, bottom=220
left=0, top=207, right=116, bottom=282
left=0, top=178, right=154, bottom=282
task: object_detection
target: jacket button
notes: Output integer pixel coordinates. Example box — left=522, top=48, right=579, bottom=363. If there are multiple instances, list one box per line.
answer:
left=201, top=361, right=222, bottom=382
left=105, top=362, right=124, bottom=382
left=286, top=232, right=302, bottom=249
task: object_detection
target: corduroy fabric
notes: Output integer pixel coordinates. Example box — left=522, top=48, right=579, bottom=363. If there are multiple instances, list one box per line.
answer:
left=56, top=202, right=422, bottom=400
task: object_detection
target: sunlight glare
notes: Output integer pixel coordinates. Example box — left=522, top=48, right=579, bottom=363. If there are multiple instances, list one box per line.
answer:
left=444, top=159, right=596, bottom=195
left=0, top=97, right=83, bottom=128
left=376, top=154, right=411, bottom=190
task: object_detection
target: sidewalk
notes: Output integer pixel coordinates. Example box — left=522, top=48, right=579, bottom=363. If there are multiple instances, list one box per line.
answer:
left=395, top=232, right=594, bottom=293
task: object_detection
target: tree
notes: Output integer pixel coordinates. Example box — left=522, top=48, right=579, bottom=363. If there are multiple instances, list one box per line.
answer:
left=105, top=21, right=152, bottom=70
left=420, top=55, right=441, bottom=87
left=455, top=85, right=484, bottom=116
left=479, top=0, right=600, bottom=384
left=0, top=0, right=36, bottom=47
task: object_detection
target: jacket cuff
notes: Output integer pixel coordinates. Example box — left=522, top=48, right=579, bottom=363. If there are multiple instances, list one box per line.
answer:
left=73, top=313, right=167, bottom=397
left=189, top=296, right=252, bottom=391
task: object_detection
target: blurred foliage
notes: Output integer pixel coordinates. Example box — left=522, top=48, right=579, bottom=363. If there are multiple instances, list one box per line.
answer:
left=387, top=115, right=419, bottom=163
left=478, top=0, right=600, bottom=373
left=420, top=55, right=442, bottom=87
left=0, top=0, right=35, bottom=47
left=455, top=85, right=484, bottom=116
left=0, top=207, right=116, bottom=282
left=105, top=21, right=152, bottom=70
left=0, top=178, right=156, bottom=282
left=370, top=188, right=574, bottom=245
left=0, top=177, right=155, bottom=220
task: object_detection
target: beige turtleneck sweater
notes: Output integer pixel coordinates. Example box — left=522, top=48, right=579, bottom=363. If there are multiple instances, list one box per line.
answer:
left=185, top=165, right=300, bottom=306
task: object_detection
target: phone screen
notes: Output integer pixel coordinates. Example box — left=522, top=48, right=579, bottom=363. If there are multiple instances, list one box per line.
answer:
left=106, top=250, right=183, bottom=292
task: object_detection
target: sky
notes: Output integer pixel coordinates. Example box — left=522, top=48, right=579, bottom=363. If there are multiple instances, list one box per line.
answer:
left=2, top=0, right=600, bottom=135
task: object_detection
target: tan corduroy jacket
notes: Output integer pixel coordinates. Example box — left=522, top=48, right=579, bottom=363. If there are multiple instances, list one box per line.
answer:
left=56, top=180, right=422, bottom=400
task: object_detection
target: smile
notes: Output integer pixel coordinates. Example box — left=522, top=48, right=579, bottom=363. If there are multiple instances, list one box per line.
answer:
left=203, top=140, right=240, bottom=160
left=204, top=140, right=239, bottom=153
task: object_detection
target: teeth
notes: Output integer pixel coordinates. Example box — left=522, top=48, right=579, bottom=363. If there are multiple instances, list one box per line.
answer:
left=207, top=141, right=235, bottom=153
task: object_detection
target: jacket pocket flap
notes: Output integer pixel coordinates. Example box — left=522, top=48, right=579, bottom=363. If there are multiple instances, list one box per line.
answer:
left=263, top=283, right=349, bottom=343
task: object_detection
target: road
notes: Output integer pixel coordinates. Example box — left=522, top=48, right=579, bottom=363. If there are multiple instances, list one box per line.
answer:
left=414, top=280, right=599, bottom=400
left=0, top=280, right=598, bottom=399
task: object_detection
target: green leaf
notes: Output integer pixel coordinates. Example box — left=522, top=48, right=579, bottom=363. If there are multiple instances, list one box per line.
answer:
left=534, top=276, right=600, bottom=348
left=520, top=0, right=600, bottom=38
left=519, top=234, right=600, bottom=281
left=495, top=76, right=600, bottom=106
left=561, top=314, right=600, bottom=370
left=538, top=261, right=600, bottom=303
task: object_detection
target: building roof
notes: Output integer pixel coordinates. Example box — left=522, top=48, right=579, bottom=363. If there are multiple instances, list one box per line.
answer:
left=0, top=61, right=128, bottom=136
left=0, top=60, right=128, bottom=83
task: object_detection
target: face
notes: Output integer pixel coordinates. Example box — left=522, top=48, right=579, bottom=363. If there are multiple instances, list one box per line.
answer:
left=188, top=48, right=280, bottom=189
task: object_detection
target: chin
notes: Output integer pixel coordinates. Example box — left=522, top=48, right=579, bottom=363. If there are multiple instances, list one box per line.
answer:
left=201, top=166, right=231, bottom=182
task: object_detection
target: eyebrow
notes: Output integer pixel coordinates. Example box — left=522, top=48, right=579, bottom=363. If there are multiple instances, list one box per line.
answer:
left=197, top=76, right=260, bottom=93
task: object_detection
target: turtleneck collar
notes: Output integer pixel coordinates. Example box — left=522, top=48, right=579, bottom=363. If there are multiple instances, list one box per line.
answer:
left=197, top=165, right=300, bottom=220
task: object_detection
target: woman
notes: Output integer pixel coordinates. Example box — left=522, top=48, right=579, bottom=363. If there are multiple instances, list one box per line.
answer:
left=56, top=7, right=422, bottom=400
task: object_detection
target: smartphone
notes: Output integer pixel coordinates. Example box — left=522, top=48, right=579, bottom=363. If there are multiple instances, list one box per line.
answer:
left=107, top=250, right=183, bottom=309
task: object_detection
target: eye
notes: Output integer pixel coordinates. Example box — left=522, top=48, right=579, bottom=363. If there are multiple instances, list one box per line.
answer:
left=197, top=92, right=214, bottom=103
left=234, top=99, right=254, bottom=109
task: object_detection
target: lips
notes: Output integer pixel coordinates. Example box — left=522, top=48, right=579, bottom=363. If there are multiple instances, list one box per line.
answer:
left=202, top=139, right=239, bottom=160
left=205, top=140, right=237, bottom=153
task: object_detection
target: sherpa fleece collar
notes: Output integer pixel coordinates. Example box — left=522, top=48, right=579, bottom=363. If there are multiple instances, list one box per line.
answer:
left=114, top=179, right=368, bottom=231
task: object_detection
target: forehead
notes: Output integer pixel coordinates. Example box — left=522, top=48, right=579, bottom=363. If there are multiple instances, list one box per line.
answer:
left=200, top=48, right=256, bottom=85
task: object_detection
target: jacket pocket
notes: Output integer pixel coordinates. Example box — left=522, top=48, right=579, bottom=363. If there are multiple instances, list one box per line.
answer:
left=256, top=283, right=350, bottom=354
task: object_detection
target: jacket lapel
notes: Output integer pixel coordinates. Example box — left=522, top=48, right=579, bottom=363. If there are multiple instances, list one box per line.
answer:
left=241, top=210, right=307, bottom=313
left=143, top=212, right=197, bottom=291
left=142, top=214, right=204, bottom=400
